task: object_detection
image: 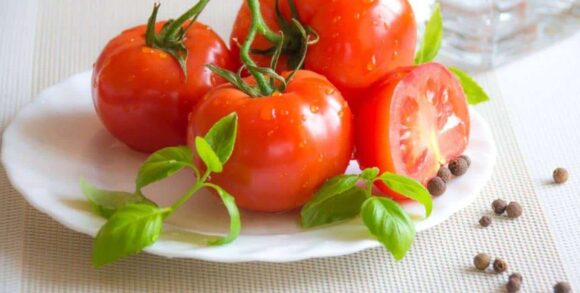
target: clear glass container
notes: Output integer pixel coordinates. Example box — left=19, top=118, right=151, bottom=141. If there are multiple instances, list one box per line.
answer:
left=434, top=0, right=580, bottom=69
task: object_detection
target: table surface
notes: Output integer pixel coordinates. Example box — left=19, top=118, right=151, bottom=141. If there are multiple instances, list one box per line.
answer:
left=0, top=1, right=578, bottom=292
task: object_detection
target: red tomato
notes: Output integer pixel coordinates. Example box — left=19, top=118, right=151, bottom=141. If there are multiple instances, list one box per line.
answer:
left=355, top=63, right=470, bottom=200
left=188, top=70, right=353, bottom=212
left=93, top=21, right=235, bottom=153
left=230, top=0, right=417, bottom=106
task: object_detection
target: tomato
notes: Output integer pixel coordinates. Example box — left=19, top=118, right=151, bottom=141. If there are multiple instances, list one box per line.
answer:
left=188, top=70, right=353, bottom=212
left=230, top=0, right=417, bottom=106
left=354, top=63, right=470, bottom=200
left=93, top=21, right=235, bottom=153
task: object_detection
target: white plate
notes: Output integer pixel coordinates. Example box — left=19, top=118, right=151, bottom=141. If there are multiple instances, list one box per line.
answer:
left=1, top=71, right=496, bottom=263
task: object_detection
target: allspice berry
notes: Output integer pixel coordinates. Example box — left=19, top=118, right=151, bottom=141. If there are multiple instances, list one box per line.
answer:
left=554, top=282, right=571, bottom=293
left=509, top=272, right=523, bottom=283
left=506, top=278, right=521, bottom=293
left=479, top=215, right=491, bottom=227
left=492, top=199, right=508, bottom=215
left=460, top=155, right=471, bottom=167
left=449, top=157, right=469, bottom=176
left=437, top=166, right=452, bottom=182
left=506, top=202, right=522, bottom=218
left=553, top=168, right=569, bottom=184
left=473, top=253, right=491, bottom=270
left=427, top=177, right=446, bottom=196
left=493, top=258, right=508, bottom=273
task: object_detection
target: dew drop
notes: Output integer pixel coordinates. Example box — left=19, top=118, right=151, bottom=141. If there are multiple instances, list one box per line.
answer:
left=332, top=16, right=342, bottom=23
left=366, top=55, right=377, bottom=71
left=354, top=12, right=361, bottom=20
left=260, top=107, right=275, bottom=120
left=325, top=88, right=336, bottom=95
left=267, top=130, right=274, bottom=137
left=310, top=105, right=320, bottom=113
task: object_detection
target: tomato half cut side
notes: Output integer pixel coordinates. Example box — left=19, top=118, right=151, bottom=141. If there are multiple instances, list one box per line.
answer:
left=355, top=63, right=470, bottom=201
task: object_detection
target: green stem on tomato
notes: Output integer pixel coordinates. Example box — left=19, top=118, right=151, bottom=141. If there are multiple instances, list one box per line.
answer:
left=241, top=0, right=283, bottom=96
left=161, top=0, right=210, bottom=39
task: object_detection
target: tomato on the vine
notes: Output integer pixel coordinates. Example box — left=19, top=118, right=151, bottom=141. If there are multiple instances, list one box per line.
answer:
left=93, top=3, right=235, bottom=153
left=355, top=63, right=470, bottom=200
left=230, top=0, right=417, bottom=106
left=188, top=70, right=353, bottom=212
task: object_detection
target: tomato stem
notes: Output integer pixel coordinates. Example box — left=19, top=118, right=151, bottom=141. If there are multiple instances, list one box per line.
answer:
left=241, top=0, right=279, bottom=95
left=144, top=0, right=210, bottom=79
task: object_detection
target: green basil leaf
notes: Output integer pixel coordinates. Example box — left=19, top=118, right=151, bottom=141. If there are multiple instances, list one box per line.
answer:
left=195, top=137, right=223, bottom=173
left=92, top=203, right=169, bottom=267
left=205, top=184, right=241, bottom=246
left=449, top=67, right=490, bottom=105
left=414, top=3, right=443, bottom=64
left=361, top=197, right=416, bottom=260
left=300, top=174, right=363, bottom=228
left=360, top=167, right=380, bottom=181
left=204, top=112, right=238, bottom=165
left=136, top=146, right=194, bottom=190
left=80, top=178, right=144, bottom=218
left=301, top=187, right=367, bottom=228
left=376, top=173, right=432, bottom=217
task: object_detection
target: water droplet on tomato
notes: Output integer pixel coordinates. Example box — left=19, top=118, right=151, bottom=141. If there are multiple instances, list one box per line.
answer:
left=260, top=107, right=275, bottom=120
left=317, top=154, right=324, bottom=162
left=332, top=16, right=342, bottom=23
left=310, top=105, right=319, bottom=113
left=267, top=130, right=274, bottom=137
left=392, top=50, right=399, bottom=59
left=366, top=55, right=377, bottom=71
left=325, top=88, right=335, bottom=95
left=354, top=12, right=361, bottom=20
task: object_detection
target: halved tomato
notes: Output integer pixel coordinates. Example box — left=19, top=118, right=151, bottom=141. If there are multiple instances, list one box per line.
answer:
left=355, top=63, right=470, bottom=200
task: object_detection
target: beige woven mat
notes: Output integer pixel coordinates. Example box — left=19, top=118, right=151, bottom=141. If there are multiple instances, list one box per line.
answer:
left=0, top=0, right=569, bottom=292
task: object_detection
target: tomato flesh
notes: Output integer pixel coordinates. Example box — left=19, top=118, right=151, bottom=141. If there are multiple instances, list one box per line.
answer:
left=355, top=63, right=470, bottom=200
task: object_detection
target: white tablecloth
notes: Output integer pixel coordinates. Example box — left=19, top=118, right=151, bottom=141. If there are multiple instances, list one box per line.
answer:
left=0, top=0, right=577, bottom=291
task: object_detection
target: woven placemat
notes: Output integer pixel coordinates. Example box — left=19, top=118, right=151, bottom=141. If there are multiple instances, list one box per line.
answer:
left=0, top=0, right=569, bottom=292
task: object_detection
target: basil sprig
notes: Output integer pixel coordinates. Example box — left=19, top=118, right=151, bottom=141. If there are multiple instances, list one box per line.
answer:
left=82, top=113, right=240, bottom=267
left=415, top=3, right=490, bottom=105
left=301, top=169, right=432, bottom=260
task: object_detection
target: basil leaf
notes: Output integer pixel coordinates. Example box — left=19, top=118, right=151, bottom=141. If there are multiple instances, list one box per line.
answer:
left=376, top=173, right=432, bottom=217
left=301, top=187, right=367, bottom=228
left=80, top=178, right=143, bottom=218
left=136, top=146, right=194, bottom=190
left=449, top=67, right=490, bottom=105
left=195, top=137, right=223, bottom=173
left=205, top=184, right=241, bottom=245
left=360, top=167, right=380, bottom=181
left=414, top=3, right=442, bottom=64
left=92, top=203, right=169, bottom=267
left=361, top=197, right=416, bottom=260
left=300, top=175, right=363, bottom=228
left=204, top=112, right=238, bottom=165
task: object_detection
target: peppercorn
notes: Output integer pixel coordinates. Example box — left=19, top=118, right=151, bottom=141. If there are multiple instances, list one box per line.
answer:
left=449, top=157, right=469, bottom=176
left=479, top=215, right=491, bottom=227
left=493, top=258, right=508, bottom=273
left=509, top=272, right=523, bottom=283
left=460, top=155, right=471, bottom=167
left=437, top=166, right=452, bottom=182
left=427, top=177, right=446, bottom=196
left=492, top=199, right=508, bottom=215
left=506, top=278, right=521, bottom=293
left=554, top=282, right=571, bottom=293
left=506, top=202, right=522, bottom=218
left=473, top=253, right=490, bottom=270
left=553, top=168, right=569, bottom=184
